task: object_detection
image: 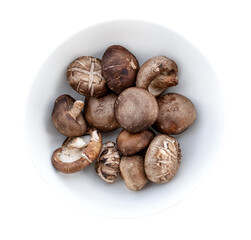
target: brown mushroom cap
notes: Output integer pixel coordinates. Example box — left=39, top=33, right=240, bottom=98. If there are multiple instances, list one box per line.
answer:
left=153, top=93, right=197, bottom=135
left=51, top=94, right=87, bottom=137
left=84, top=93, right=120, bottom=132
left=145, top=135, right=181, bottom=184
left=52, top=128, right=102, bottom=173
left=95, top=141, right=121, bottom=183
left=136, top=56, right=178, bottom=97
left=116, top=129, right=155, bottom=156
left=67, top=56, right=108, bottom=97
left=120, top=155, right=148, bottom=191
left=101, top=45, right=139, bottom=94
left=114, top=87, right=159, bottom=133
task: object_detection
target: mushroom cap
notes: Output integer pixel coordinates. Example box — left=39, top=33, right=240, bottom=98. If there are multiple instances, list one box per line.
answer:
left=84, top=93, right=120, bottom=132
left=51, top=94, right=87, bottom=137
left=114, top=87, right=159, bottom=133
left=136, top=56, right=178, bottom=97
left=101, top=45, right=139, bottom=94
left=153, top=93, right=197, bottom=135
left=52, top=128, right=102, bottom=173
left=67, top=56, right=108, bottom=97
left=116, top=129, right=155, bottom=156
left=145, top=135, right=181, bottom=184
left=95, top=141, right=121, bottom=183
left=120, top=155, right=148, bottom=191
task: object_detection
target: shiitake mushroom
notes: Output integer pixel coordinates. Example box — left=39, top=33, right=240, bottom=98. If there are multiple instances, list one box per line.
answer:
left=120, top=155, right=148, bottom=191
left=51, top=94, right=87, bottom=137
left=101, top=45, right=139, bottom=94
left=153, top=93, right=196, bottom=135
left=84, top=93, right=120, bottom=132
left=114, top=87, right=159, bottom=133
left=144, top=134, right=181, bottom=184
left=116, top=129, right=155, bottom=156
left=136, top=56, right=178, bottom=97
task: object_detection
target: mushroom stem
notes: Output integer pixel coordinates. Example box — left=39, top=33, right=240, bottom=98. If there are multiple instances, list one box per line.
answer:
left=69, top=100, right=85, bottom=119
left=150, top=74, right=178, bottom=89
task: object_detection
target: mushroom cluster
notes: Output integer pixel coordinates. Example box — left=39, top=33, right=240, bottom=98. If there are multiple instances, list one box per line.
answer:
left=50, top=45, right=197, bottom=191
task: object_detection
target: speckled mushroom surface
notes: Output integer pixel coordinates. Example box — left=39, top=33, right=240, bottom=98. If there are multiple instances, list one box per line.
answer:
left=114, top=87, right=159, bottom=133
left=136, top=56, right=178, bottom=97
left=154, top=93, right=197, bottom=135
left=67, top=56, right=108, bottom=97
left=120, top=155, right=148, bottom=191
left=95, top=141, right=121, bottom=183
left=101, top=45, right=139, bottom=94
left=84, top=93, right=120, bottom=132
left=145, top=135, right=181, bottom=184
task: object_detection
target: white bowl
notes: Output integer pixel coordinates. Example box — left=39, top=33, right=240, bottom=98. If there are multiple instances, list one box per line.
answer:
left=26, top=20, right=223, bottom=218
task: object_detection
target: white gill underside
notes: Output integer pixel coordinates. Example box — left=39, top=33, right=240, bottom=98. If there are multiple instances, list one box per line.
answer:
left=91, top=130, right=99, bottom=142
left=60, top=147, right=84, bottom=163
left=59, top=136, right=90, bottom=163
left=148, top=83, right=165, bottom=96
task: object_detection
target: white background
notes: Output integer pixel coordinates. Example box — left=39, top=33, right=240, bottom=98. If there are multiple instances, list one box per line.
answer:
left=0, top=0, right=250, bottom=239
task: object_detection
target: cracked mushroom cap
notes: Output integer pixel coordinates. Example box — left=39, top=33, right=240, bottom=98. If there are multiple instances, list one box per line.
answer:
left=101, top=45, right=139, bottom=94
left=116, top=129, right=155, bottom=156
left=145, top=135, right=181, bottom=184
left=51, top=128, right=102, bottom=173
left=95, top=141, right=121, bottom=183
left=153, top=93, right=197, bottom=135
left=120, top=155, right=148, bottom=191
left=51, top=94, right=87, bottom=137
left=84, top=93, right=120, bottom=132
left=67, top=56, right=108, bottom=97
left=136, top=56, right=178, bottom=97
left=114, top=87, right=159, bottom=133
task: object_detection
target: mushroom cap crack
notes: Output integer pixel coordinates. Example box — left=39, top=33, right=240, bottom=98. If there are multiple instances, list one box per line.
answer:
left=145, top=135, right=181, bottom=184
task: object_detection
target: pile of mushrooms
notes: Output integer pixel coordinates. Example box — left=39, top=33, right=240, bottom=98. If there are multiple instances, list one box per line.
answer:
left=51, top=45, right=197, bottom=191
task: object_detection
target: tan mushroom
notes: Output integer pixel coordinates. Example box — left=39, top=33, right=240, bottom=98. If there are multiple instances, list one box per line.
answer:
left=136, top=56, right=178, bottom=97
left=67, top=56, right=108, bottom=97
left=144, top=135, right=181, bottom=184
left=95, top=142, right=121, bottom=183
left=116, top=129, right=155, bottom=156
left=153, top=93, right=197, bottom=135
left=114, top=87, right=159, bottom=133
left=51, top=128, right=102, bottom=173
left=51, top=94, right=87, bottom=137
left=120, top=155, right=148, bottom=191
left=101, top=45, right=139, bottom=94
left=84, top=93, right=120, bottom=132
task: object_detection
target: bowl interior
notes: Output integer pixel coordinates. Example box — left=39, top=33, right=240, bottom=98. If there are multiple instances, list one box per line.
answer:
left=26, top=20, right=223, bottom=218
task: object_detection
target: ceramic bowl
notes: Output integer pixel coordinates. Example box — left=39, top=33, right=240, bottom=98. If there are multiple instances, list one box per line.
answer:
left=26, top=20, right=223, bottom=218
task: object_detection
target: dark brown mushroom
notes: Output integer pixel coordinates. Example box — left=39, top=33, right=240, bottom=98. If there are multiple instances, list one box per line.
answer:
left=67, top=56, right=108, bottom=97
left=95, top=141, right=121, bottom=183
left=136, top=56, right=178, bottom=97
left=52, top=128, right=102, bottom=173
left=116, top=129, right=155, bottom=156
left=120, top=155, right=148, bottom=191
left=101, top=45, right=139, bottom=94
left=144, top=135, right=181, bottom=184
left=153, top=93, right=197, bottom=135
left=84, top=93, right=120, bottom=132
left=51, top=94, right=87, bottom=137
left=114, top=87, right=159, bottom=133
